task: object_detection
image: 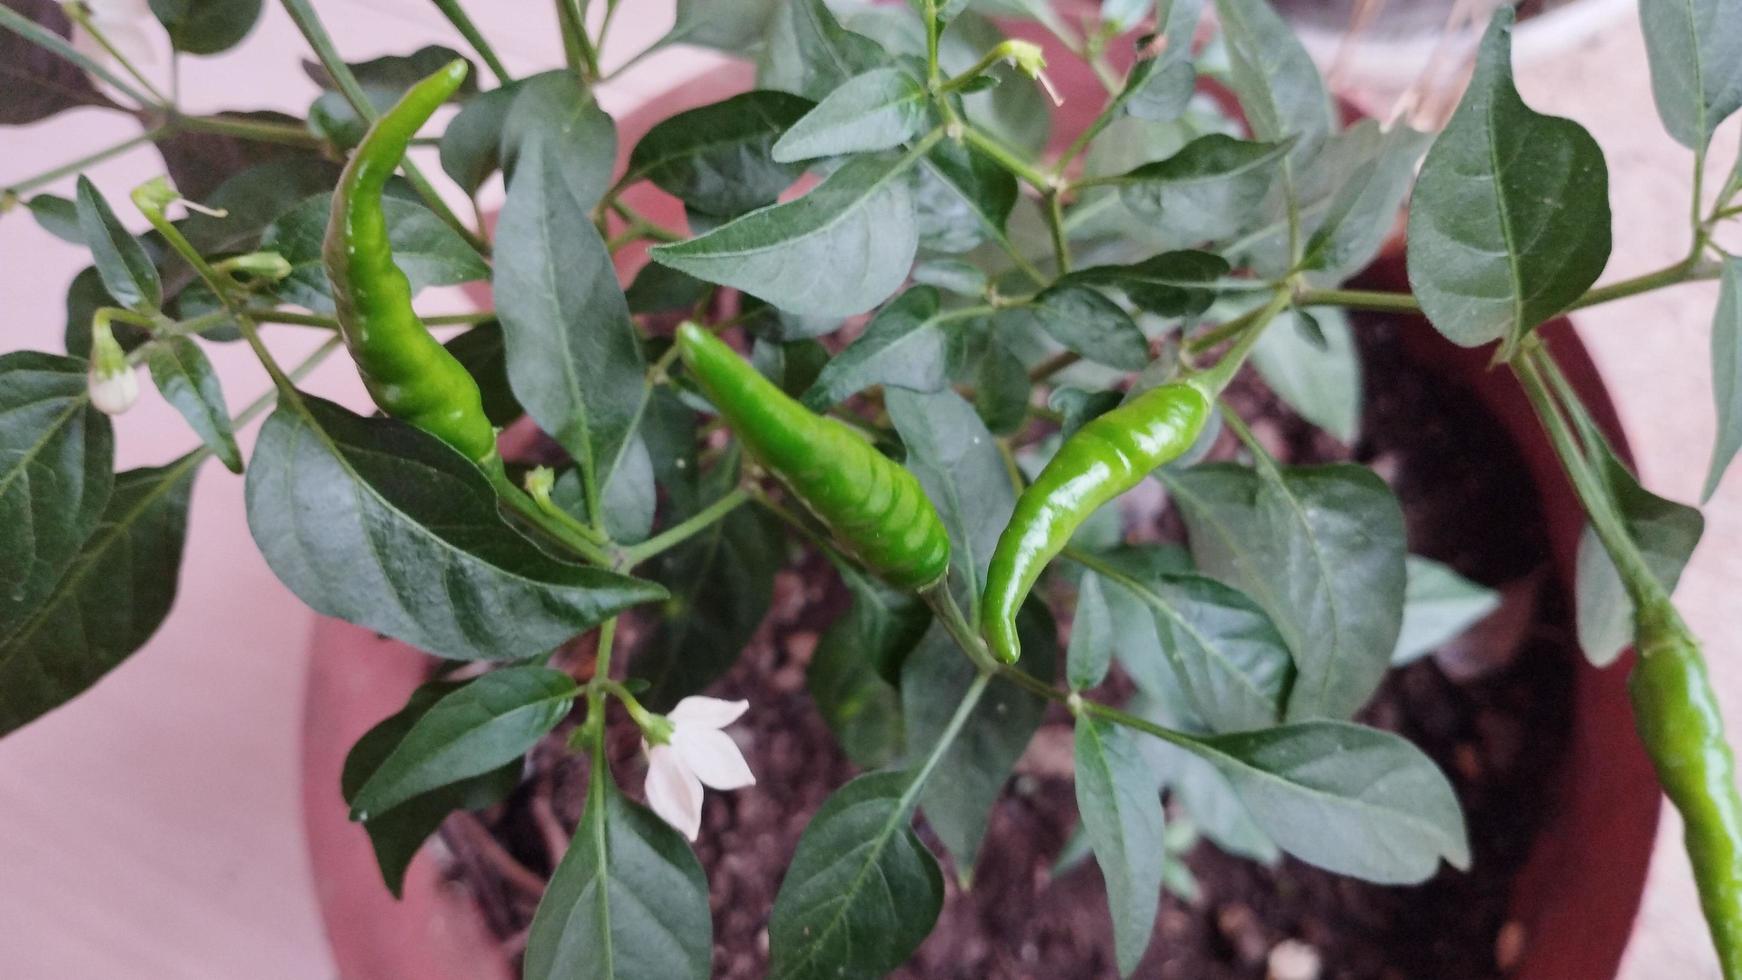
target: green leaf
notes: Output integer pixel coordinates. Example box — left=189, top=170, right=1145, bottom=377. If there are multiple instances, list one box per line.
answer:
left=0, top=352, right=114, bottom=642
left=1298, top=121, right=1429, bottom=283
left=1065, top=249, right=1230, bottom=317
left=1172, top=720, right=1469, bottom=883
left=306, top=45, right=476, bottom=149
left=25, top=193, right=83, bottom=244
left=802, top=286, right=955, bottom=407
left=625, top=90, right=814, bottom=218
left=443, top=325, right=521, bottom=428
left=626, top=263, right=711, bottom=315
left=1133, top=703, right=1279, bottom=863
left=341, top=680, right=520, bottom=897
left=526, top=771, right=713, bottom=980
left=767, top=770, right=945, bottom=979
left=1122, top=0, right=1202, bottom=122
left=651, top=151, right=920, bottom=318
left=1705, top=258, right=1742, bottom=500
left=913, top=139, right=1017, bottom=254
left=1249, top=306, right=1361, bottom=443
left=973, top=334, right=1031, bottom=436
left=1392, top=555, right=1501, bottom=665
left=0, top=0, right=105, bottom=124
left=666, top=0, right=781, bottom=50
left=809, top=564, right=928, bottom=767
left=753, top=338, right=831, bottom=397
left=0, top=459, right=196, bottom=736
left=1102, top=0, right=1156, bottom=31
left=63, top=267, right=130, bottom=358
left=148, top=0, right=263, bottom=55
left=911, top=258, right=987, bottom=296
left=439, top=82, right=520, bottom=195
left=940, top=11, right=1051, bottom=154
left=151, top=109, right=313, bottom=201
left=1066, top=572, right=1116, bottom=690
left=1018, top=284, right=1151, bottom=371
left=1213, top=0, right=1333, bottom=161
left=180, top=157, right=343, bottom=255
left=146, top=337, right=241, bottom=473
left=772, top=66, right=932, bottom=162
left=1139, top=572, right=1291, bottom=733
left=1639, top=0, right=1742, bottom=149
left=1110, top=134, right=1293, bottom=244
left=1074, top=715, right=1165, bottom=976
left=260, top=192, right=488, bottom=314
left=902, top=607, right=1052, bottom=872
left=502, top=70, right=618, bottom=211
left=349, top=667, right=577, bottom=819
left=1405, top=9, right=1611, bottom=353
left=74, top=176, right=160, bottom=313
left=495, top=145, right=647, bottom=503
left=549, top=438, right=658, bottom=545
left=244, top=395, right=664, bottom=661
left=758, top=0, right=887, bottom=100
left=1575, top=443, right=1704, bottom=667
left=1168, top=461, right=1406, bottom=721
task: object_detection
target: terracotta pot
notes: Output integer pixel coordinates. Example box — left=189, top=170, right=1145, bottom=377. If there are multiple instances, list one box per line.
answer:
left=302, top=46, right=1659, bottom=980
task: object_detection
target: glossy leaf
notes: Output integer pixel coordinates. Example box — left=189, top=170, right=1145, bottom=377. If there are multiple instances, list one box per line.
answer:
left=625, top=89, right=814, bottom=218
left=1019, top=284, right=1150, bottom=371
left=809, top=564, right=928, bottom=767
left=1249, top=306, right=1361, bottom=443
left=0, top=459, right=196, bottom=736
left=1169, top=462, right=1406, bottom=722
left=341, top=680, right=521, bottom=897
left=772, top=66, right=931, bottom=162
left=1066, top=572, right=1116, bottom=690
left=495, top=145, right=647, bottom=502
left=526, top=772, right=713, bottom=980
left=261, top=192, right=488, bottom=314
left=245, top=395, right=664, bottom=661
left=802, top=286, right=955, bottom=407
left=74, top=176, right=160, bottom=314
left=147, top=337, right=240, bottom=473
left=349, top=667, right=578, bottom=819
left=758, top=0, right=886, bottom=100
left=767, top=770, right=944, bottom=979
left=1075, top=715, right=1165, bottom=976
left=1705, top=258, right=1742, bottom=500
left=1392, top=556, right=1501, bottom=665
left=1066, top=250, right=1230, bottom=317
left=24, top=194, right=82, bottom=244
left=651, top=152, right=920, bottom=318
left=0, top=353, right=114, bottom=642
left=1214, top=0, right=1333, bottom=161
left=501, top=70, right=617, bottom=211
left=1174, top=721, right=1470, bottom=883
left=1406, top=10, right=1611, bottom=352
left=886, top=388, right=1014, bottom=604
left=1639, top=0, right=1742, bottom=149
left=148, top=0, right=263, bottom=54
left=1110, top=134, right=1292, bottom=244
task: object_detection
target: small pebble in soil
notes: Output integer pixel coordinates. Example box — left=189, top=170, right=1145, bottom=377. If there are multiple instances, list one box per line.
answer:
left=1495, top=920, right=1528, bottom=971
left=1268, top=938, right=1323, bottom=980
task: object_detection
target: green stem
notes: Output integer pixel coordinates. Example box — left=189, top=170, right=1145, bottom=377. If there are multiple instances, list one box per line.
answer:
left=172, top=112, right=324, bottom=148
left=620, top=487, right=752, bottom=567
left=1569, top=255, right=1709, bottom=311
left=0, top=5, right=150, bottom=108
left=61, top=2, right=170, bottom=106
left=1045, top=190, right=1071, bottom=274
left=1191, top=287, right=1292, bottom=396
left=494, top=472, right=616, bottom=565
left=241, top=307, right=495, bottom=328
left=1027, top=348, right=1080, bottom=383
left=960, top=125, right=1057, bottom=193
left=427, top=0, right=512, bottom=85
left=921, top=582, right=1001, bottom=675
left=1294, top=287, right=1422, bottom=316
left=556, top=0, right=600, bottom=79
left=582, top=617, right=619, bottom=749
left=2, top=127, right=165, bottom=199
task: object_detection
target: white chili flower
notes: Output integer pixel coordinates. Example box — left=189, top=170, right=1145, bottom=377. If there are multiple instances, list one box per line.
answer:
left=69, top=0, right=163, bottom=97
left=642, top=696, right=754, bottom=841
left=87, top=317, right=137, bottom=415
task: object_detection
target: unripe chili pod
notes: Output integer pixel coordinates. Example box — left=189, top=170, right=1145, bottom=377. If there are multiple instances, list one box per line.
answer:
left=674, top=322, right=950, bottom=590
left=980, top=381, right=1211, bottom=664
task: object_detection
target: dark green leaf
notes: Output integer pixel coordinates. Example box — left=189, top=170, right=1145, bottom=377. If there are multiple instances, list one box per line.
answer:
left=0, top=459, right=195, bottom=735
left=1298, top=121, right=1429, bottom=283
left=1133, top=702, right=1279, bottom=863
left=911, top=258, right=987, bottom=296
left=349, top=667, right=577, bottom=819
left=147, top=337, right=240, bottom=472
left=244, top=395, right=664, bottom=661
left=1249, top=306, right=1361, bottom=443
left=886, top=388, right=1014, bottom=604
left=443, top=325, right=521, bottom=427
left=913, top=139, right=1017, bottom=254
left=809, top=564, right=928, bottom=767
left=439, top=82, right=520, bottom=195
left=973, top=335, right=1030, bottom=435
left=666, top=0, right=781, bottom=49
left=0, top=0, right=106, bottom=124
left=1172, top=721, right=1469, bottom=883
left=651, top=152, right=920, bottom=317
left=772, top=66, right=932, bottom=162
left=64, top=266, right=139, bottom=358
left=0, top=352, right=114, bottom=642
left=1122, top=0, right=1202, bottom=122
left=1066, top=249, right=1229, bottom=316
left=1639, top=0, right=1742, bottom=149
left=526, top=772, right=713, bottom=980
left=549, top=437, right=658, bottom=545
left=1405, top=9, right=1611, bottom=352
left=1575, top=442, right=1704, bottom=667
left=1168, top=462, right=1406, bottom=721
left=1075, top=715, right=1165, bottom=976
left=502, top=70, right=617, bottom=211
left=149, top=0, right=263, bottom=54
left=1066, top=572, right=1115, bottom=690
left=1213, top=0, right=1333, bottom=161
left=1018, top=283, right=1150, bottom=370
left=181, top=156, right=343, bottom=254
left=1110, top=134, right=1293, bottom=244
left=341, top=680, right=521, bottom=897
left=1052, top=386, right=1123, bottom=440
left=75, top=176, right=160, bottom=313
left=1705, top=257, right=1742, bottom=500
left=802, top=286, right=955, bottom=407
left=626, top=262, right=711, bottom=314
left=1392, top=555, right=1500, bottom=665
left=152, top=110, right=312, bottom=200
left=767, top=770, right=944, bottom=979
left=495, top=145, right=647, bottom=503
left=758, top=0, right=886, bottom=100
left=752, top=337, right=831, bottom=398
left=261, top=192, right=488, bottom=314
left=305, top=45, right=476, bottom=149
left=626, top=90, right=814, bottom=218
left=24, top=193, right=82, bottom=244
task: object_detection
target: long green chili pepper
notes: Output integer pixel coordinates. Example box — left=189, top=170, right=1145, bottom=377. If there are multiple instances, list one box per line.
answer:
left=323, top=60, right=498, bottom=468
left=980, top=381, right=1211, bottom=664
left=1630, top=597, right=1742, bottom=976
left=674, top=322, right=950, bottom=590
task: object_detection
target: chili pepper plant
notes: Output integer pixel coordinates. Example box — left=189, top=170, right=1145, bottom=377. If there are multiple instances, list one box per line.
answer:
left=2, top=0, right=1739, bottom=974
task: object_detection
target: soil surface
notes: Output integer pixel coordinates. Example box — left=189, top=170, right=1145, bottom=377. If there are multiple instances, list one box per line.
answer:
left=437, top=316, right=1575, bottom=979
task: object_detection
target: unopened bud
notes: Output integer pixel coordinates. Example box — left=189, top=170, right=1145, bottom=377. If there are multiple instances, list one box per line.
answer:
left=86, top=317, right=138, bottom=415
left=216, top=250, right=293, bottom=282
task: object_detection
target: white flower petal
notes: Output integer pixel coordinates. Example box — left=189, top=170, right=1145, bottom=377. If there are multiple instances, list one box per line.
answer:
left=87, top=367, right=138, bottom=415
left=643, top=744, right=703, bottom=841
left=672, top=727, right=756, bottom=791
left=667, top=696, right=749, bottom=731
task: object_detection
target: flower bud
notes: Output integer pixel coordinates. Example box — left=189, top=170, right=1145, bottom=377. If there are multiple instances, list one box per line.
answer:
left=86, top=317, right=138, bottom=415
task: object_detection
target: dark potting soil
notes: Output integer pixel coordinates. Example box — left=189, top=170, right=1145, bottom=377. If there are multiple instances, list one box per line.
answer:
left=438, top=316, right=1576, bottom=979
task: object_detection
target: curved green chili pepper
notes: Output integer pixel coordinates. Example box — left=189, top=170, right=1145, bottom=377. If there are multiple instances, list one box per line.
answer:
left=981, top=381, right=1211, bottom=664
left=323, top=60, right=498, bottom=467
left=674, top=322, right=950, bottom=590
left=1630, top=598, right=1742, bottom=977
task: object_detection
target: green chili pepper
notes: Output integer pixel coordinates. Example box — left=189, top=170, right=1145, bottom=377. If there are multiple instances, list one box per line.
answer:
left=981, top=381, right=1211, bottom=664
left=674, top=322, right=950, bottom=590
left=323, top=60, right=498, bottom=468
left=1630, top=597, right=1742, bottom=977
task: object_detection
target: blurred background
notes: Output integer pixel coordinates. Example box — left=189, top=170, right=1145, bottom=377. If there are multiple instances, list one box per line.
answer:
left=0, top=0, right=1736, bottom=976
